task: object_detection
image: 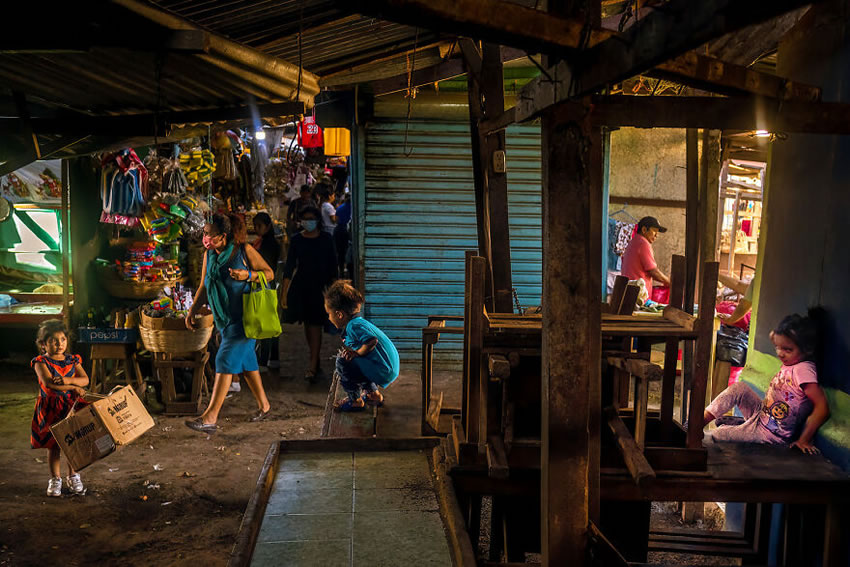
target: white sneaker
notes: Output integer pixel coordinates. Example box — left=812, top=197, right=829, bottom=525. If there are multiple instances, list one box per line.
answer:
left=47, top=477, right=62, bottom=497
left=67, top=473, right=85, bottom=495
left=268, top=360, right=280, bottom=369
left=228, top=382, right=242, bottom=393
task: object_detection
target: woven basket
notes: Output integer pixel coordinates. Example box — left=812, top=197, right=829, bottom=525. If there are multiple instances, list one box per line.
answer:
left=98, top=265, right=179, bottom=300
left=139, top=311, right=213, bottom=353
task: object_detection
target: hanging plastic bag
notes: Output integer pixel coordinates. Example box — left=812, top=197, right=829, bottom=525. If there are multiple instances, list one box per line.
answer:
left=242, top=271, right=282, bottom=339
left=716, top=325, right=749, bottom=367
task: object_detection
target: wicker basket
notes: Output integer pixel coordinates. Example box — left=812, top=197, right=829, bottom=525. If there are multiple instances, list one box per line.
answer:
left=98, top=265, right=179, bottom=300
left=139, top=311, right=214, bottom=353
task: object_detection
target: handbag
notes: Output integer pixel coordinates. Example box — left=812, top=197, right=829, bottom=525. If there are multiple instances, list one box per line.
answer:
left=243, top=271, right=282, bottom=339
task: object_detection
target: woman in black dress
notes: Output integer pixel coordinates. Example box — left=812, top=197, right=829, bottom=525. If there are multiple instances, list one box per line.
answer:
left=280, top=206, right=338, bottom=380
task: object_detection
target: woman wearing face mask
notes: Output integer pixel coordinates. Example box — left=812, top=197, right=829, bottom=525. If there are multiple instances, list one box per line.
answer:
left=280, top=206, right=338, bottom=381
left=184, top=213, right=274, bottom=433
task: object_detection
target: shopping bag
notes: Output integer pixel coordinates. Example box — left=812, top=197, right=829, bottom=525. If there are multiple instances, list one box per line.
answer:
left=243, top=271, right=282, bottom=339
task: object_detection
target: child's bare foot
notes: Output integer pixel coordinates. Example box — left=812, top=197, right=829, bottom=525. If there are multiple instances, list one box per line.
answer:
left=364, top=391, right=384, bottom=406
left=334, top=397, right=366, bottom=412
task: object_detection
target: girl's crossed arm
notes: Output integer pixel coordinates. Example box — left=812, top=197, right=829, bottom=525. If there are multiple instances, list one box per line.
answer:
left=791, top=383, right=830, bottom=454
left=34, top=362, right=86, bottom=395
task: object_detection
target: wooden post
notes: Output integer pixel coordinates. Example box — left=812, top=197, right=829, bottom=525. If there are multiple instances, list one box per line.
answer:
left=60, top=159, right=71, bottom=330
left=700, top=130, right=722, bottom=264
left=465, top=255, right=486, bottom=449
left=681, top=129, right=700, bottom=424
left=541, top=100, right=602, bottom=566
left=465, top=53, right=496, bottom=311
left=686, top=261, right=720, bottom=448
left=662, top=256, right=685, bottom=437
left=480, top=43, right=514, bottom=313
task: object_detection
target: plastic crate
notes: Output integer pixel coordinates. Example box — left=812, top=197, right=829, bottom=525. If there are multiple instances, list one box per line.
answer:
left=77, top=327, right=139, bottom=344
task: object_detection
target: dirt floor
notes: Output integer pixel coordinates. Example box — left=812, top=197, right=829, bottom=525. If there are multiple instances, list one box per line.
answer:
left=0, top=327, right=737, bottom=566
left=0, top=323, right=338, bottom=567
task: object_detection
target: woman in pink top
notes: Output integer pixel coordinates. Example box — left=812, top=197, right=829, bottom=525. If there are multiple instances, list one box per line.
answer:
left=703, top=311, right=830, bottom=454
left=621, top=216, right=671, bottom=294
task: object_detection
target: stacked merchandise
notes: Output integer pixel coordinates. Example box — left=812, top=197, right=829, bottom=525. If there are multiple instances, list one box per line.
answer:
left=115, top=242, right=181, bottom=283
left=179, top=149, right=216, bottom=189
left=139, top=194, right=206, bottom=243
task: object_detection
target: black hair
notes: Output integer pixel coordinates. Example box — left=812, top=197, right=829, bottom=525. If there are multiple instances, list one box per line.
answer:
left=210, top=213, right=247, bottom=245
left=324, top=280, right=364, bottom=316
left=315, top=183, right=333, bottom=201
left=300, top=184, right=312, bottom=194
left=253, top=212, right=272, bottom=227
left=36, top=319, right=70, bottom=353
left=773, top=310, right=822, bottom=361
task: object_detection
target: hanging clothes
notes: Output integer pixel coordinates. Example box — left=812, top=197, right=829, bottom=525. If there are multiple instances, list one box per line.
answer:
left=298, top=115, right=323, bottom=148
left=607, top=218, right=621, bottom=272
left=613, top=221, right=636, bottom=256
left=250, top=138, right=269, bottom=204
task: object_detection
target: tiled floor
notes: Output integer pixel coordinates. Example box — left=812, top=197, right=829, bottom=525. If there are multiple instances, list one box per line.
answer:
left=251, top=451, right=453, bottom=567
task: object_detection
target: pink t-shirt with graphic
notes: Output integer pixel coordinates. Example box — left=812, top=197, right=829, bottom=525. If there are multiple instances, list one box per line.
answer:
left=621, top=234, right=657, bottom=294
left=758, top=361, right=818, bottom=441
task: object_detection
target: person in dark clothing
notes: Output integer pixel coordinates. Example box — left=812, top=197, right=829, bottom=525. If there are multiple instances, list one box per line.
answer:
left=252, top=212, right=282, bottom=371
left=333, top=194, right=352, bottom=279
left=286, top=184, right=318, bottom=237
left=280, top=206, right=338, bottom=381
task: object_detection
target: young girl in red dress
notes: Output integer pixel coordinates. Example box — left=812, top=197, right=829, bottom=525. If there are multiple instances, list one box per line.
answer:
left=31, top=320, right=90, bottom=496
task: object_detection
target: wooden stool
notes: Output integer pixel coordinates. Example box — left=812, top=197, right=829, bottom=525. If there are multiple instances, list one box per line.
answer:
left=152, top=350, right=210, bottom=416
left=89, top=343, right=144, bottom=396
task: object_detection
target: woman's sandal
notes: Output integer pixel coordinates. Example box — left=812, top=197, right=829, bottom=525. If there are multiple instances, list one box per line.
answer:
left=334, top=398, right=366, bottom=412
left=185, top=418, right=218, bottom=434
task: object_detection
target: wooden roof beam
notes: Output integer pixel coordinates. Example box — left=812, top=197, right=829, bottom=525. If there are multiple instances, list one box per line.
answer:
left=340, top=0, right=608, bottom=54
left=0, top=102, right=306, bottom=137
left=584, top=95, right=850, bottom=133
left=370, top=46, right=526, bottom=96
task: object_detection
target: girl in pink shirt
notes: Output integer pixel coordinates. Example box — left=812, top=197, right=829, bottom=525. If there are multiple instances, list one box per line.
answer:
left=703, top=311, right=830, bottom=454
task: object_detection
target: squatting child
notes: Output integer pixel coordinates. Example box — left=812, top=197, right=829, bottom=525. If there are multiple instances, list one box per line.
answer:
left=324, top=280, right=400, bottom=412
left=703, top=311, right=830, bottom=454
left=30, top=319, right=90, bottom=496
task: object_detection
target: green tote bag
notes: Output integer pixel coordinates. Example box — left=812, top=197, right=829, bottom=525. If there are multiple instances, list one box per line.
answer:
left=243, top=271, right=282, bottom=339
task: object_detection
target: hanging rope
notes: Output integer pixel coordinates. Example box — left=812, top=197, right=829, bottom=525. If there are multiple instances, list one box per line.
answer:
left=402, top=27, right=419, bottom=158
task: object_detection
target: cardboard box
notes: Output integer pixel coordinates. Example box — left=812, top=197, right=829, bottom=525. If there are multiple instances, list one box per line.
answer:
left=50, top=405, right=116, bottom=471
left=50, top=386, right=154, bottom=471
left=91, top=385, right=154, bottom=445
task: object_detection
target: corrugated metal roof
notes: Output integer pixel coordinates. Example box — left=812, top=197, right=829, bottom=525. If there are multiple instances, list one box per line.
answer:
left=152, top=0, right=443, bottom=76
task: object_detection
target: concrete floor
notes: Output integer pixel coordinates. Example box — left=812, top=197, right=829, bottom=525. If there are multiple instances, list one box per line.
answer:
left=251, top=451, right=452, bottom=567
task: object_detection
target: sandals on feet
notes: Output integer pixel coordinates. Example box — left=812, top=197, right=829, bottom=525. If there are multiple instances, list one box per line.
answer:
left=185, top=418, right=217, bottom=434
left=364, top=392, right=384, bottom=407
left=334, top=398, right=366, bottom=412
left=250, top=409, right=271, bottom=422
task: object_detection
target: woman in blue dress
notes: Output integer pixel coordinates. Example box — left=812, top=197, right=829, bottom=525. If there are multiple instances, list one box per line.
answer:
left=184, top=213, right=275, bottom=434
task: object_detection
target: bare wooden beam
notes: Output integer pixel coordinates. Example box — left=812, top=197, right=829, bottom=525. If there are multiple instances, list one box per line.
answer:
left=370, top=46, right=527, bottom=96
left=585, top=95, right=850, bottom=132
left=574, top=0, right=820, bottom=98
left=340, top=0, right=607, bottom=55
left=0, top=27, right=209, bottom=54
left=541, top=99, right=602, bottom=566
left=459, top=39, right=483, bottom=80
left=0, top=135, right=90, bottom=177
left=371, top=58, right=466, bottom=96
left=650, top=51, right=820, bottom=102
left=0, top=102, right=306, bottom=136
left=12, top=91, right=40, bottom=160
left=605, top=407, right=656, bottom=487
left=479, top=44, right=514, bottom=313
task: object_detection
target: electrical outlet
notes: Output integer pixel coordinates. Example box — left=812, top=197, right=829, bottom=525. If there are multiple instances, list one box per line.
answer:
left=492, top=150, right=507, bottom=173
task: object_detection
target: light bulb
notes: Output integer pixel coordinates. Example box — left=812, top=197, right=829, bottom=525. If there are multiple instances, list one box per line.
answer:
left=255, top=130, right=266, bottom=140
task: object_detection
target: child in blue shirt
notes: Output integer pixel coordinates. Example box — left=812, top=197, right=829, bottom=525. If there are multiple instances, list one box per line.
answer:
left=324, top=280, right=400, bottom=412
